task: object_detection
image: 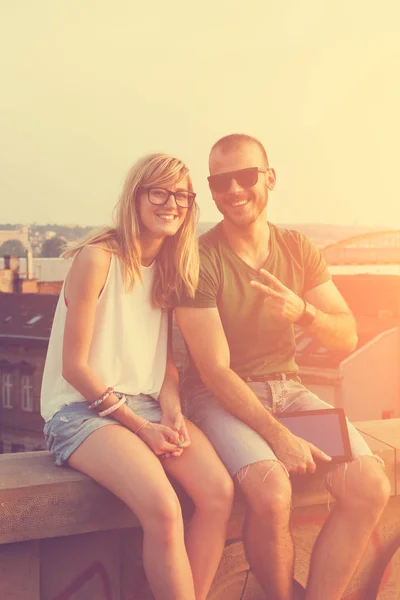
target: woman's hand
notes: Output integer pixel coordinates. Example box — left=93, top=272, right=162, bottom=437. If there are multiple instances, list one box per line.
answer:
left=160, top=411, right=191, bottom=458
left=135, top=421, right=181, bottom=457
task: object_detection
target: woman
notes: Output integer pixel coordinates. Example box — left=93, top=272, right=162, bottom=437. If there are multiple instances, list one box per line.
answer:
left=41, top=153, right=234, bottom=600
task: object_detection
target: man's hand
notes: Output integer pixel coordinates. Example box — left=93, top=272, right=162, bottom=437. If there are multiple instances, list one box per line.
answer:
left=160, top=411, right=191, bottom=458
left=250, top=269, right=304, bottom=323
left=271, top=428, right=332, bottom=475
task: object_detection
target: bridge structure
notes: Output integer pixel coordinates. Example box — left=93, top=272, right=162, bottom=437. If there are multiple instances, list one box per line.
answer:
left=321, top=230, right=400, bottom=266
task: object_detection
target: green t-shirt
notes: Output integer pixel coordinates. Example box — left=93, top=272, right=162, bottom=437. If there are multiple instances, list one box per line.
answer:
left=177, top=222, right=331, bottom=380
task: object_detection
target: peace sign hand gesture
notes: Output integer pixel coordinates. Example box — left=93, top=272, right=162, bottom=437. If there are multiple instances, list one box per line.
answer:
left=250, top=268, right=305, bottom=323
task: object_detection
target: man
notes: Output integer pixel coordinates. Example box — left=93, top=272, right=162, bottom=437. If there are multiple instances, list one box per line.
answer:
left=175, top=134, right=390, bottom=600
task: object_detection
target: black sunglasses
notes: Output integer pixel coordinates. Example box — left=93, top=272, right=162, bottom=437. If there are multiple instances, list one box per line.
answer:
left=207, top=167, right=268, bottom=193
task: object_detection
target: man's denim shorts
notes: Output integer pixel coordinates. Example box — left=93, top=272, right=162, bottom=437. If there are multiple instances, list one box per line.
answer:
left=181, top=377, right=373, bottom=477
left=43, top=393, right=162, bottom=466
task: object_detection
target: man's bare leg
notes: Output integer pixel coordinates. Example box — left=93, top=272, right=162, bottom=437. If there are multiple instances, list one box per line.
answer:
left=305, top=456, right=390, bottom=600
left=238, top=460, right=295, bottom=600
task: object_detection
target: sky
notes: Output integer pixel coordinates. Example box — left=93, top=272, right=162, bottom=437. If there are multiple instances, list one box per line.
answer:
left=1, top=1, right=399, bottom=228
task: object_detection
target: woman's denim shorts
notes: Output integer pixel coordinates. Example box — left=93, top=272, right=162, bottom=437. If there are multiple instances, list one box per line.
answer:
left=44, top=393, right=162, bottom=466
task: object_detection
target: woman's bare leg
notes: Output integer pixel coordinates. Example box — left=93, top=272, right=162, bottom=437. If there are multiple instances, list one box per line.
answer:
left=67, top=424, right=196, bottom=600
left=162, top=421, right=234, bottom=600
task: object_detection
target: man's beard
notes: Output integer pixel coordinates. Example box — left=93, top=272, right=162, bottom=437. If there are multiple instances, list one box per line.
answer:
left=216, top=191, right=268, bottom=227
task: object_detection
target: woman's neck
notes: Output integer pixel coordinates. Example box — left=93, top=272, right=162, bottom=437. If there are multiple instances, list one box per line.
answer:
left=139, top=234, right=164, bottom=266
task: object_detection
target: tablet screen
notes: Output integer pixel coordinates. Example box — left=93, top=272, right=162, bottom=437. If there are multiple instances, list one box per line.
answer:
left=277, top=410, right=351, bottom=461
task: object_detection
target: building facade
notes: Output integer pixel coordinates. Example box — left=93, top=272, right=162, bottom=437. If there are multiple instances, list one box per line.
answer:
left=0, top=293, right=58, bottom=453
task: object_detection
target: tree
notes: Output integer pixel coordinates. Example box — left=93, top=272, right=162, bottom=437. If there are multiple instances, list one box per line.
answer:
left=41, top=237, right=67, bottom=258
left=0, top=239, right=26, bottom=257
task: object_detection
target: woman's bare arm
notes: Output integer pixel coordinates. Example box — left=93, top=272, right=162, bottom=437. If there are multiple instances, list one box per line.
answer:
left=62, top=246, right=154, bottom=431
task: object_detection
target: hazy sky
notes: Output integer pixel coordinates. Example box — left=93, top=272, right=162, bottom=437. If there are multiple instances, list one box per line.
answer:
left=1, top=1, right=399, bottom=227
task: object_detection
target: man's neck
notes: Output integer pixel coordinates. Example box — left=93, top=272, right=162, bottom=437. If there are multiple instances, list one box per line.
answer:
left=221, top=213, right=271, bottom=271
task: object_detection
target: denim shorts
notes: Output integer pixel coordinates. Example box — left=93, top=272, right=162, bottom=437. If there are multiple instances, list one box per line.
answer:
left=44, top=393, right=162, bottom=466
left=181, top=378, right=373, bottom=476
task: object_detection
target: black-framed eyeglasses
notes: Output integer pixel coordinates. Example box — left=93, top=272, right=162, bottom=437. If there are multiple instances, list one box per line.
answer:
left=141, top=187, right=196, bottom=208
left=207, top=167, right=269, bottom=193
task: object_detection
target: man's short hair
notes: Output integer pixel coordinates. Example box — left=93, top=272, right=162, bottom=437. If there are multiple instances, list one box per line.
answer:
left=210, top=134, right=269, bottom=167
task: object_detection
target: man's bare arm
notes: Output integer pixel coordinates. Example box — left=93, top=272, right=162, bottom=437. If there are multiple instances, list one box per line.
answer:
left=175, top=306, right=331, bottom=474
left=250, top=271, right=357, bottom=353
left=176, top=306, right=283, bottom=440
left=305, top=280, right=357, bottom=352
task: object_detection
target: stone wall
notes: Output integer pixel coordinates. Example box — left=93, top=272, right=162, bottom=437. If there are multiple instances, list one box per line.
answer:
left=0, top=420, right=399, bottom=600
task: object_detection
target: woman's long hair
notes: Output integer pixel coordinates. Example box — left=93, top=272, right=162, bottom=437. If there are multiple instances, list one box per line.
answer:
left=63, top=153, right=199, bottom=308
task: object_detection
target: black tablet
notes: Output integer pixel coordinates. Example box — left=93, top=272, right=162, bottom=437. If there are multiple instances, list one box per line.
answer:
left=276, top=408, right=352, bottom=463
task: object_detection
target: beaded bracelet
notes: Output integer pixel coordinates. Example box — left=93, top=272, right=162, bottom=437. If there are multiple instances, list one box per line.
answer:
left=89, top=386, right=114, bottom=410
left=98, top=395, right=126, bottom=417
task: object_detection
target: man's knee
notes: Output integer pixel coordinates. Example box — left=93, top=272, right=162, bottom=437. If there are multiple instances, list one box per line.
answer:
left=353, top=461, right=391, bottom=513
left=328, top=456, right=391, bottom=515
left=237, top=460, right=292, bottom=523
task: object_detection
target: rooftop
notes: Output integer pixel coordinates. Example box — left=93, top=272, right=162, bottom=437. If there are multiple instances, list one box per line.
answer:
left=0, top=292, right=58, bottom=340
left=295, top=318, right=400, bottom=369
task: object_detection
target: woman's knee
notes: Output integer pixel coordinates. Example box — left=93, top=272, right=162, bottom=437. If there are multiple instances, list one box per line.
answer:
left=239, top=460, right=292, bottom=522
left=140, top=492, right=183, bottom=539
left=193, top=470, right=234, bottom=516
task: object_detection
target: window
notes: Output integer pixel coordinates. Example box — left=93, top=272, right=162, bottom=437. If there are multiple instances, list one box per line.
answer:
left=313, top=346, right=329, bottom=355
left=25, top=315, right=43, bottom=326
left=1, top=372, right=13, bottom=408
left=296, top=336, right=313, bottom=353
left=21, top=375, right=34, bottom=411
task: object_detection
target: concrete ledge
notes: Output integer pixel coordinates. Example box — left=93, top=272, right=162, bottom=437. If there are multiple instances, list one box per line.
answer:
left=0, top=451, right=140, bottom=544
left=356, top=419, right=400, bottom=495
left=1, top=419, right=399, bottom=545
left=0, top=420, right=399, bottom=599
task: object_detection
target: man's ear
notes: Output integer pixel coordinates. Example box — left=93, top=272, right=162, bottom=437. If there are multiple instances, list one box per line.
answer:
left=267, top=168, right=276, bottom=191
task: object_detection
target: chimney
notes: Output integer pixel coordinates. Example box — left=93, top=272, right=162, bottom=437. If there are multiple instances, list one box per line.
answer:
left=26, top=248, right=33, bottom=280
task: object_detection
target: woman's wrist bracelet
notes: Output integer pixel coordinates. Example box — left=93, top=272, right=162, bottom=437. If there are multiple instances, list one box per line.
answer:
left=89, top=386, right=114, bottom=410
left=135, top=420, right=149, bottom=435
left=98, top=395, right=126, bottom=417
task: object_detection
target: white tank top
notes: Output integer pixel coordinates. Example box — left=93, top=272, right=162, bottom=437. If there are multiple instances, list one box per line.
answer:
left=41, top=254, right=168, bottom=422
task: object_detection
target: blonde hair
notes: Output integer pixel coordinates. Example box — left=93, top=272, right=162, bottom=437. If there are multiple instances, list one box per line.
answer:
left=63, top=153, right=199, bottom=308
